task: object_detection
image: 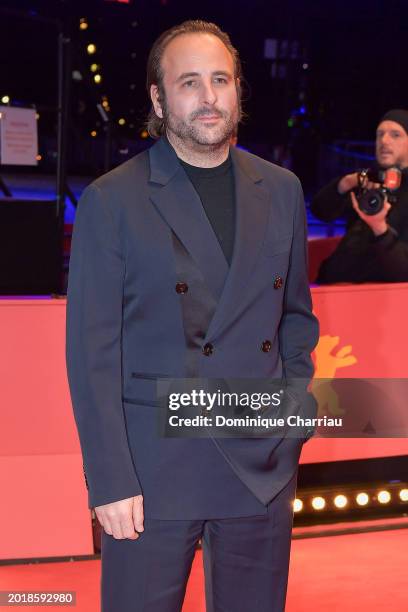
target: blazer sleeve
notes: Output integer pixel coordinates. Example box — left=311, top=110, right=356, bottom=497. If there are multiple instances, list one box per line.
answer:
left=66, top=183, right=142, bottom=508
left=278, top=178, right=320, bottom=392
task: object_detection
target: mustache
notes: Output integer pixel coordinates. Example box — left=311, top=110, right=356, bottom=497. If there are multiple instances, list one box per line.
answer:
left=190, top=107, right=225, bottom=120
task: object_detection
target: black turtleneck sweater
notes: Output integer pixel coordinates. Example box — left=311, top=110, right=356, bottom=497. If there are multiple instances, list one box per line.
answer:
left=179, top=154, right=235, bottom=266
left=310, top=168, right=408, bottom=283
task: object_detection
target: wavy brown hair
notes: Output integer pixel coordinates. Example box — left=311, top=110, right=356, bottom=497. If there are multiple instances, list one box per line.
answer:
left=146, top=20, right=244, bottom=139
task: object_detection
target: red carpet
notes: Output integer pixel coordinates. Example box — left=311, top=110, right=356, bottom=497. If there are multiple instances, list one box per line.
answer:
left=0, top=529, right=407, bottom=611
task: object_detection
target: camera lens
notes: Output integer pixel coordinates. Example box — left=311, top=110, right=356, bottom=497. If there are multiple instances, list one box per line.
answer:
left=357, top=189, right=385, bottom=216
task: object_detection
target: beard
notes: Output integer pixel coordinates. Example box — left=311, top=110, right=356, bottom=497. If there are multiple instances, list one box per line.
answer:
left=162, top=100, right=239, bottom=149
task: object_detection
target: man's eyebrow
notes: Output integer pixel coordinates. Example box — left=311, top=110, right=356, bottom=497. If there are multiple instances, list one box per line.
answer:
left=175, top=70, right=232, bottom=83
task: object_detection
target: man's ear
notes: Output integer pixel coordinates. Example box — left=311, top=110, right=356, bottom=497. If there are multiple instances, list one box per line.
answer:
left=150, top=84, right=163, bottom=119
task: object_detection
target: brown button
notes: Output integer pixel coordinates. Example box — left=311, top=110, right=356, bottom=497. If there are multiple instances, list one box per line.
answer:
left=274, top=276, right=284, bottom=289
left=261, top=340, right=272, bottom=352
left=175, top=282, right=188, bottom=294
left=202, top=342, right=214, bottom=356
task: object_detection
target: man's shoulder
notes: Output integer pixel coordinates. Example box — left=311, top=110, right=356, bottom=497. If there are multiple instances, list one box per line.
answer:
left=86, top=148, right=151, bottom=196
left=235, top=147, right=301, bottom=190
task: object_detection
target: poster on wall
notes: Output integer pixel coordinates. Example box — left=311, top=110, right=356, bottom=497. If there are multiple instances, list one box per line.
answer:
left=0, top=106, right=38, bottom=166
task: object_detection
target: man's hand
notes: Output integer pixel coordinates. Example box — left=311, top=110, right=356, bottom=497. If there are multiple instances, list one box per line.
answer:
left=94, top=495, right=144, bottom=540
left=350, top=190, right=391, bottom=236
left=337, top=173, right=359, bottom=194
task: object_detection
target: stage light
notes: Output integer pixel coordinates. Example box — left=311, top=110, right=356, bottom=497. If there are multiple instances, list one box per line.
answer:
left=1, top=95, right=10, bottom=104
left=356, top=492, right=369, bottom=506
left=90, top=63, right=99, bottom=73
left=293, top=499, right=303, bottom=512
left=90, top=130, right=97, bottom=137
left=94, top=74, right=102, bottom=84
left=302, top=63, right=309, bottom=70
left=140, top=129, right=149, bottom=139
left=79, top=18, right=88, bottom=31
left=399, top=489, right=408, bottom=502
left=311, top=496, right=326, bottom=510
left=334, top=494, right=348, bottom=509
left=87, top=44, right=96, bottom=55
left=377, top=490, right=391, bottom=504
left=36, top=113, right=40, bottom=119
left=36, top=154, right=42, bottom=161
left=118, top=118, right=126, bottom=126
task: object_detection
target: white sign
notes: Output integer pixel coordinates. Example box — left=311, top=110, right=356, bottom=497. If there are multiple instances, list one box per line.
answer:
left=0, top=106, right=38, bottom=166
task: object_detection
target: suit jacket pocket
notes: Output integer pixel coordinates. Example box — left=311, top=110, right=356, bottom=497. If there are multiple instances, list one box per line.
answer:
left=131, top=371, right=171, bottom=380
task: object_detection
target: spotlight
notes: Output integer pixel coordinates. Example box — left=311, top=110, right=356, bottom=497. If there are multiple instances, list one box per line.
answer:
left=36, top=154, right=42, bottom=161
left=87, top=44, right=96, bottom=55
left=399, top=489, right=408, bottom=502
left=1, top=95, right=10, bottom=104
left=79, top=18, right=88, bottom=31
left=90, top=130, right=97, bottom=137
left=36, top=113, right=40, bottom=120
left=90, top=63, right=99, bottom=73
left=311, top=496, right=326, bottom=510
left=94, top=74, right=102, bottom=84
left=334, top=494, right=348, bottom=509
left=140, top=129, right=149, bottom=139
left=377, top=490, right=391, bottom=504
left=118, top=118, right=126, bottom=126
left=356, top=492, right=369, bottom=506
left=293, top=499, right=303, bottom=513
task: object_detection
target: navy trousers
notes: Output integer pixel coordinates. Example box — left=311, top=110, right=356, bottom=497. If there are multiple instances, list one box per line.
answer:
left=101, top=472, right=297, bottom=612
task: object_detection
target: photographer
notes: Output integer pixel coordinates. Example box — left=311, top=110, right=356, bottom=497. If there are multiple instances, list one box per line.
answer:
left=311, top=109, right=408, bottom=283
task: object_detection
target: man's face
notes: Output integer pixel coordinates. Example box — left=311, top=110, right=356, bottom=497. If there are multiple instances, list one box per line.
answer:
left=376, top=120, right=408, bottom=168
left=151, top=33, right=240, bottom=148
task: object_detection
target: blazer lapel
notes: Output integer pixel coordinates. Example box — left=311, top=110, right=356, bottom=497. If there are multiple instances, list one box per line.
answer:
left=148, top=137, right=228, bottom=302
left=148, top=137, right=271, bottom=342
left=205, top=146, right=270, bottom=340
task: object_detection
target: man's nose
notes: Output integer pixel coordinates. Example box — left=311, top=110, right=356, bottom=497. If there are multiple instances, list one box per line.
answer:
left=200, top=80, right=217, bottom=105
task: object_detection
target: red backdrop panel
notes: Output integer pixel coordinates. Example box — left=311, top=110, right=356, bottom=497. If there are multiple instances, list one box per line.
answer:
left=301, top=283, right=408, bottom=463
left=1, top=285, right=407, bottom=558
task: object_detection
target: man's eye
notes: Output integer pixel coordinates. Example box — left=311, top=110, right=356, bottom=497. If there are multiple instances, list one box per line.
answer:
left=183, top=80, right=196, bottom=88
left=214, top=77, right=227, bottom=84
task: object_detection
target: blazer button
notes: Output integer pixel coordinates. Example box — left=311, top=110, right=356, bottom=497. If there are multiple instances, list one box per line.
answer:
left=274, top=276, right=284, bottom=289
left=202, top=342, right=214, bottom=356
left=261, top=340, right=272, bottom=352
left=175, top=282, right=188, bottom=294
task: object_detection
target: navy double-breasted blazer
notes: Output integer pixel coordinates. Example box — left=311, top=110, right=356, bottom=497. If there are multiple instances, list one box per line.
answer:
left=66, top=136, right=319, bottom=519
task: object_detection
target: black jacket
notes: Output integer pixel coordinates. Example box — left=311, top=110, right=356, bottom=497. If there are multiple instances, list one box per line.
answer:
left=66, top=136, right=319, bottom=517
left=310, top=169, right=408, bottom=283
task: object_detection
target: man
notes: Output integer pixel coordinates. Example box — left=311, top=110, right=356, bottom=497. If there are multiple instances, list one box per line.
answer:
left=66, top=20, right=319, bottom=612
left=311, top=109, right=408, bottom=283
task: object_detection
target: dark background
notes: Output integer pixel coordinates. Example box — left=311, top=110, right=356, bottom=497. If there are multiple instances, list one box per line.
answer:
left=1, top=0, right=407, bottom=190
